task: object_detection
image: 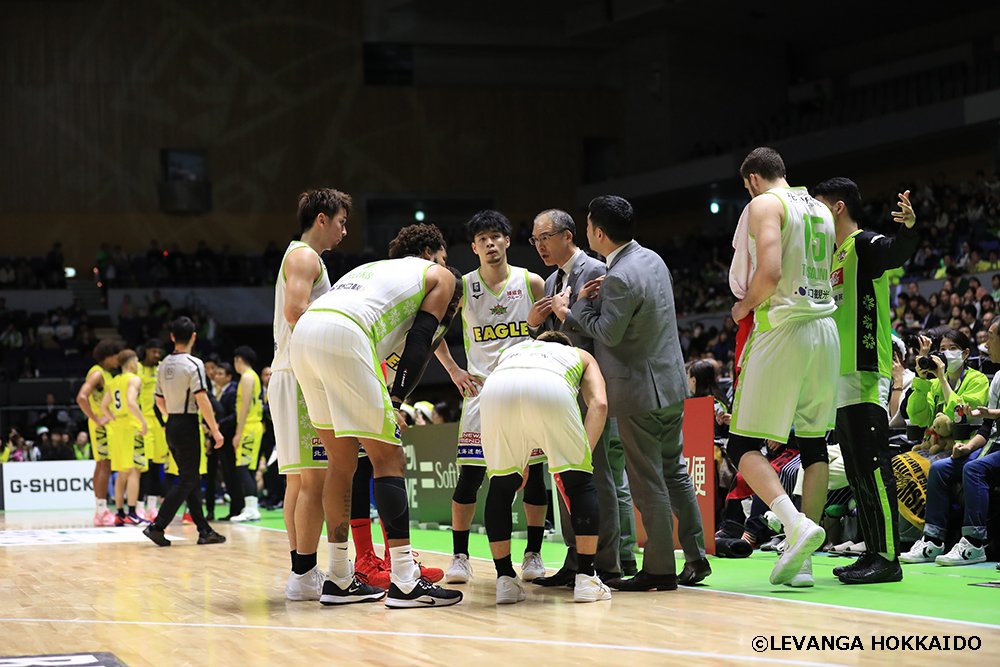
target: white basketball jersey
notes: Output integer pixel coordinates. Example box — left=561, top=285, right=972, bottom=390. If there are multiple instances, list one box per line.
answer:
left=308, top=256, right=434, bottom=360
left=462, top=267, right=535, bottom=378
left=495, top=340, right=583, bottom=393
left=750, top=187, right=836, bottom=333
left=272, top=241, right=330, bottom=371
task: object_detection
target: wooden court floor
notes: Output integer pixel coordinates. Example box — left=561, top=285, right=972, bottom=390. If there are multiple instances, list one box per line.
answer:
left=1, top=511, right=997, bottom=667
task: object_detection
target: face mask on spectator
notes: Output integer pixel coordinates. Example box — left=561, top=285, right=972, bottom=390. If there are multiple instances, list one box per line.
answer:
left=942, top=349, right=964, bottom=373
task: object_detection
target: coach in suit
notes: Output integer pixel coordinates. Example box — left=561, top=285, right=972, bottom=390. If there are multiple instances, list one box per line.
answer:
left=525, top=209, right=627, bottom=585
left=552, top=195, right=708, bottom=590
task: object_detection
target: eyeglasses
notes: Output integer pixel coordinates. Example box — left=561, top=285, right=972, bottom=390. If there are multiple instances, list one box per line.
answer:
left=529, top=231, right=564, bottom=246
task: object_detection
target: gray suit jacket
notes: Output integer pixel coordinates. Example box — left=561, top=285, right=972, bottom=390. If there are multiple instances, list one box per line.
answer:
left=564, top=240, right=688, bottom=418
left=538, top=250, right=606, bottom=354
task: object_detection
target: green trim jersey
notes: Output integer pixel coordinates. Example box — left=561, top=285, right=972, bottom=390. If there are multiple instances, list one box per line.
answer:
left=831, top=226, right=919, bottom=407
left=751, top=187, right=836, bottom=333
left=272, top=241, right=331, bottom=372
left=495, top=340, right=584, bottom=392
left=307, top=256, right=434, bottom=361
left=462, top=266, right=535, bottom=379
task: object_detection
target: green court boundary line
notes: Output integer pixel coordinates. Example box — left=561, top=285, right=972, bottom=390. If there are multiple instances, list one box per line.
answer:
left=236, top=520, right=1000, bottom=630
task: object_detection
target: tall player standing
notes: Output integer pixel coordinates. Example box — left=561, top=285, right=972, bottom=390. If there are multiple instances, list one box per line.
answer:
left=76, top=339, right=122, bottom=526
left=272, top=189, right=348, bottom=601
left=728, top=147, right=839, bottom=587
left=137, top=340, right=166, bottom=521
left=433, top=210, right=549, bottom=584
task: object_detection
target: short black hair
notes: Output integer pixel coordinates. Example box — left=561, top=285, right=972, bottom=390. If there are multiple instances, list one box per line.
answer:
left=233, top=345, right=257, bottom=367
left=587, top=195, right=634, bottom=244
left=739, top=147, right=786, bottom=181
left=537, top=330, right=572, bottom=346
left=297, top=188, right=352, bottom=233
left=811, top=177, right=864, bottom=223
left=388, top=223, right=446, bottom=259
left=961, top=304, right=978, bottom=318
left=217, top=362, right=235, bottom=380
left=937, top=327, right=973, bottom=353
left=466, top=210, right=512, bottom=242
left=93, top=339, right=122, bottom=363
left=144, top=338, right=163, bottom=351
left=170, top=316, right=197, bottom=345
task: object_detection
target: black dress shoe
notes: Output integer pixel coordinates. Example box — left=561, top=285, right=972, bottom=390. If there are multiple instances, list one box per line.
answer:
left=532, top=566, right=575, bottom=587
left=607, top=570, right=678, bottom=591
left=838, top=555, right=903, bottom=585
left=596, top=569, right=621, bottom=584
left=833, top=552, right=876, bottom=577
left=621, top=560, right=639, bottom=577
left=678, top=558, right=712, bottom=585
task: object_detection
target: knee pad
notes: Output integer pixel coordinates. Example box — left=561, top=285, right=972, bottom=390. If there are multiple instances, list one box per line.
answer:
left=559, top=470, right=599, bottom=537
left=522, top=462, right=547, bottom=506
left=726, top=434, right=765, bottom=466
left=485, top=474, right=521, bottom=542
left=797, top=436, right=830, bottom=468
left=373, top=476, right=409, bottom=539
left=452, top=465, right=486, bottom=505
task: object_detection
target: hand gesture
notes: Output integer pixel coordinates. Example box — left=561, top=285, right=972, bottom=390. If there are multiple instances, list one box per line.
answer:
left=892, top=190, right=915, bottom=229
left=449, top=368, right=483, bottom=398
left=951, top=441, right=973, bottom=459
left=211, top=429, right=224, bottom=449
left=891, top=356, right=904, bottom=382
left=917, top=335, right=932, bottom=357
left=971, top=406, right=1000, bottom=420
left=579, top=276, right=604, bottom=300
left=527, top=296, right=554, bottom=327
left=394, top=408, right=409, bottom=434
left=551, top=286, right=571, bottom=320
left=138, top=419, right=148, bottom=437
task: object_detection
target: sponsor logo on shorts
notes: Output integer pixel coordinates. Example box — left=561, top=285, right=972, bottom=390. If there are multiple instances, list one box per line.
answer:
left=312, top=446, right=328, bottom=461
left=472, top=321, right=529, bottom=342
left=457, top=445, right=483, bottom=459
left=458, top=431, right=481, bottom=445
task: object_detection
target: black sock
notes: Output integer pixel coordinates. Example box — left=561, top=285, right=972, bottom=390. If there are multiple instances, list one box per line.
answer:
left=526, top=526, right=544, bottom=554
left=117, top=508, right=126, bottom=518
left=128, top=506, right=136, bottom=515
left=290, top=551, right=299, bottom=572
left=966, top=536, right=984, bottom=548
left=294, top=551, right=317, bottom=575
left=453, top=529, right=470, bottom=556
left=577, top=553, right=596, bottom=577
left=494, top=555, right=516, bottom=579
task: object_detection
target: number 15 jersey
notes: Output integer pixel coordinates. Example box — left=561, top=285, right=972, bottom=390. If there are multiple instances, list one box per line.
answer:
left=750, top=186, right=836, bottom=333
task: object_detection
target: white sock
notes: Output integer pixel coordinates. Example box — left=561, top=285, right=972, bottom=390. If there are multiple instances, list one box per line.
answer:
left=97, top=499, right=108, bottom=512
left=246, top=496, right=258, bottom=511
left=769, top=495, right=799, bottom=530
left=147, top=496, right=159, bottom=512
left=328, top=542, right=352, bottom=582
left=389, top=545, right=420, bottom=583
left=137, top=500, right=145, bottom=512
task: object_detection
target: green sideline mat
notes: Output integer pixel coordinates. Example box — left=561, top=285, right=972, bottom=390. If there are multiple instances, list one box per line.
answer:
left=251, top=509, right=1000, bottom=627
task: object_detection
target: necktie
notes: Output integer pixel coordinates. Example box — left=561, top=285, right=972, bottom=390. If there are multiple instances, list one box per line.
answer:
left=556, top=268, right=566, bottom=294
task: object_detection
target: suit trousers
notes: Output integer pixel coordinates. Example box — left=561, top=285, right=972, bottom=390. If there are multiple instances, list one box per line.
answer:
left=156, top=415, right=210, bottom=534
left=557, top=422, right=620, bottom=573
left=617, top=400, right=705, bottom=575
left=606, top=420, right=637, bottom=565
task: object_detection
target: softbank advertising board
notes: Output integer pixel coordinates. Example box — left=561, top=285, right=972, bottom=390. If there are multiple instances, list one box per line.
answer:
left=1, top=460, right=97, bottom=510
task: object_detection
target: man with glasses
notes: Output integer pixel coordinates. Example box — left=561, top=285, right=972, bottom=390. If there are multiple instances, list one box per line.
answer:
left=526, top=209, right=636, bottom=586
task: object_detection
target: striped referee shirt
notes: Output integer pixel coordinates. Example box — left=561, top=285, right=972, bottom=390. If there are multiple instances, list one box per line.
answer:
left=154, top=352, right=209, bottom=415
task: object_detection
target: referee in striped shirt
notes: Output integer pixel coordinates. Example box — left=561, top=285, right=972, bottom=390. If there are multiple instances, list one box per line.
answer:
left=143, top=317, right=226, bottom=547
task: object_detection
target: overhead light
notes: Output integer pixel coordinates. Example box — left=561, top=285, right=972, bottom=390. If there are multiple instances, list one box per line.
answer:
left=414, top=210, right=426, bottom=222
left=710, top=201, right=720, bottom=215
left=64, top=267, right=76, bottom=279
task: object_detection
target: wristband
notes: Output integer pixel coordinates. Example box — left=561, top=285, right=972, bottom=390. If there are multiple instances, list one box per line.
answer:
left=391, top=400, right=402, bottom=410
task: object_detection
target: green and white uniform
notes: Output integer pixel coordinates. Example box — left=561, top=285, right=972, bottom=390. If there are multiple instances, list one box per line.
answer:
left=290, top=257, right=434, bottom=446
left=731, top=186, right=840, bottom=443
left=457, top=267, right=538, bottom=466
left=480, top=340, right=590, bottom=477
left=271, top=241, right=331, bottom=473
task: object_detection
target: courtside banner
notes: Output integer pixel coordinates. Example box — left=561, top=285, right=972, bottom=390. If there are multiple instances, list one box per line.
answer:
left=1, top=460, right=96, bottom=510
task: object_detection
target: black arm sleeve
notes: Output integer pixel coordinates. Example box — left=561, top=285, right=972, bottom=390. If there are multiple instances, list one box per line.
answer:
left=855, top=225, right=920, bottom=277
left=977, top=418, right=995, bottom=441
left=390, top=311, right=441, bottom=403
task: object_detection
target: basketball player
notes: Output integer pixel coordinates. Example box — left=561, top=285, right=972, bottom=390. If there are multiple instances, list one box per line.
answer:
left=101, top=349, right=148, bottom=526
left=481, top=332, right=611, bottom=604
left=812, top=178, right=917, bottom=584
left=272, top=188, right=348, bottom=600
left=433, top=210, right=548, bottom=584
left=137, top=340, right=166, bottom=521
left=290, top=224, right=463, bottom=607
left=728, top=147, right=838, bottom=587
left=76, top=339, right=122, bottom=526
left=230, top=345, right=263, bottom=522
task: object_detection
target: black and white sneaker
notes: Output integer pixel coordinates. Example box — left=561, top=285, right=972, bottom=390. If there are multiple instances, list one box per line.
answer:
left=386, top=577, right=463, bottom=609
left=319, top=576, right=386, bottom=606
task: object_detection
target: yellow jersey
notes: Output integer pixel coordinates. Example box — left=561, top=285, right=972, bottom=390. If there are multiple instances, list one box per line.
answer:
left=237, top=369, right=263, bottom=425
left=87, top=364, right=113, bottom=419
left=108, top=372, right=143, bottom=428
left=138, top=363, right=159, bottom=417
